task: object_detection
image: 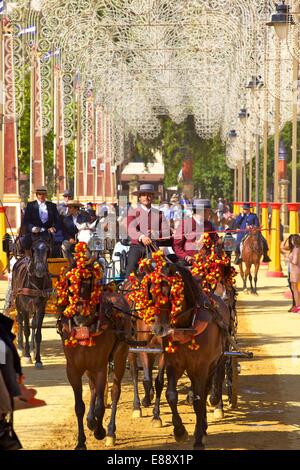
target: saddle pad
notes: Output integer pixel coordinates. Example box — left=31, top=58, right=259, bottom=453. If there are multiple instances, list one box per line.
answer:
left=74, top=326, right=90, bottom=340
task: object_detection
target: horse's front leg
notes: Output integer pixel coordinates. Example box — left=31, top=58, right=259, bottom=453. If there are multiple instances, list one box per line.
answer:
left=106, top=342, right=128, bottom=447
left=66, top=363, right=86, bottom=450
left=209, top=356, right=225, bottom=420
left=239, top=264, right=246, bottom=290
left=23, top=311, right=32, bottom=363
left=93, top=368, right=107, bottom=442
left=16, top=312, right=24, bottom=356
left=86, top=374, right=97, bottom=431
left=253, top=263, right=259, bottom=294
left=166, top=362, right=188, bottom=442
left=152, top=353, right=164, bottom=427
left=34, top=310, right=45, bottom=368
left=140, top=351, right=154, bottom=407
left=128, top=352, right=142, bottom=418
left=193, top=373, right=209, bottom=450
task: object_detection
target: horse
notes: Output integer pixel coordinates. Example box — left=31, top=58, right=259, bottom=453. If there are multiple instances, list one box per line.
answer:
left=58, top=277, right=131, bottom=449
left=121, top=278, right=165, bottom=427
left=150, top=264, right=229, bottom=449
left=11, top=237, right=52, bottom=368
left=239, top=227, right=263, bottom=294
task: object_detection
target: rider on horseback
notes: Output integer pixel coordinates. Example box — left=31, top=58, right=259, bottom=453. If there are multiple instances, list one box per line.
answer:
left=19, top=186, right=60, bottom=257
left=173, top=198, right=219, bottom=265
left=233, top=202, right=271, bottom=265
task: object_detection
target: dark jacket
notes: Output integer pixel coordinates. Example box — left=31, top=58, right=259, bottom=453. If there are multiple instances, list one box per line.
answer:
left=0, top=314, right=22, bottom=377
left=62, top=211, right=91, bottom=241
left=22, top=200, right=60, bottom=234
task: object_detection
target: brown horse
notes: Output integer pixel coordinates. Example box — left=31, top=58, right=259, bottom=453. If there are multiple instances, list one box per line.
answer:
left=121, top=279, right=165, bottom=426
left=58, top=288, right=131, bottom=449
left=239, top=227, right=263, bottom=294
left=151, top=265, right=229, bottom=449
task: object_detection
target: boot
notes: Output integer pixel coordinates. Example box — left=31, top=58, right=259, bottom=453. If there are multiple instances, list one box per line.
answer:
left=262, top=252, right=271, bottom=263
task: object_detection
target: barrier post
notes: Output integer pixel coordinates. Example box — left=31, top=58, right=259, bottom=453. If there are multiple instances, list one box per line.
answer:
left=0, top=206, right=7, bottom=278
left=267, top=202, right=284, bottom=277
left=287, top=203, right=300, bottom=236
left=260, top=202, right=270, bottom=247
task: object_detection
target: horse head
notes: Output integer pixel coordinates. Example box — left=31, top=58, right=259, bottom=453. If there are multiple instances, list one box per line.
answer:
left=150, top=277, right=174, bottom=338
left=31, top=238, right=50, bottom=278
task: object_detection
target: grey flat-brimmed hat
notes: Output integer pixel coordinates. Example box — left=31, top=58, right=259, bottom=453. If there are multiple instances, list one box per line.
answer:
left=35, top=185, right=47, bottom=193
left=66, top=199, right=84, bottom=207
left=63, top=190, right=72, bottom=197
left=132, top=184, right=160, bottom=196
left=192, top=198, right=211, bottom=209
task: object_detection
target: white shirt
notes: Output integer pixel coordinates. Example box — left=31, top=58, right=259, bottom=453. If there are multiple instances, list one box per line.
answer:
left=38, top=201, right=48, bottom=224
left=139, top=204, right=151, bottom=214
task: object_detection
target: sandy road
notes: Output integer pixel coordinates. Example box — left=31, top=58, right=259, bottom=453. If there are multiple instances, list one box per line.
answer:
left=1, top=263, right=300, bottom=450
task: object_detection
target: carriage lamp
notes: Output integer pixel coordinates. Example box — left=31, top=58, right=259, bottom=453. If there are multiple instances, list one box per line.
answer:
left=266, top=0, right=293, bottom=40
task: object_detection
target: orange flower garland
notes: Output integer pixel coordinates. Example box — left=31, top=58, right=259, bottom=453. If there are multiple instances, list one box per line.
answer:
left=55, top=242, right=104, bottom=320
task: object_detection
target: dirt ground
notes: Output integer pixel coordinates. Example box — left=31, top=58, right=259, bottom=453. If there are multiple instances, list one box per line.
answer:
left=1, top=262, right=300, bottom=450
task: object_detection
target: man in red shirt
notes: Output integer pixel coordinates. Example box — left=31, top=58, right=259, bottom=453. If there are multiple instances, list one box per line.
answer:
left=125, top=184, right=170, bottom=277
left=173, top=198, right=219, bottom=265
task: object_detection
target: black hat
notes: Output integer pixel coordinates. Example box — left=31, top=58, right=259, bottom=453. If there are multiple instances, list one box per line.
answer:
left=192, top=198, right=211, bottom=209
left=243, top=202, right=251, bottom=209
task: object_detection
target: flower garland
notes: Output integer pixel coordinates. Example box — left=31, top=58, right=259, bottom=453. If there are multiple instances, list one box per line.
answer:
left=191, top=233, right=236, bottom=293
left=127, top=250, right=185, bottom=353
left=55, top=242, right=104, bottom=348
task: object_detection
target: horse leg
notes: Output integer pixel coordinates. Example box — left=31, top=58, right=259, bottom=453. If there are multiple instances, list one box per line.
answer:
left=93, top=369, right=107, bottom=442
left=253, top=263, right=259, bottom=294
left=106, top=342, right=128, bottom=447
left=23, top=312, right=32, bottom=363
left=16, top=312, right=24, bottom=356
left=34, top=311, right=45, bottom=368
left=244, top=264, right=251, bottom=292
left=86, top=375, right=97, bottom=431
left=239, top=264, right=246, bottom=290
left=192, top=371, right=209, bottom=450
left=209, top=357, right=225, bottom=420
left=166, top=364, right=188, bottom=442
left=128, top=352, right=142, bottom=418
left=249, top=271, right=254, bottom=293
left=140, top=351, right=153, bottom=407
left=152, top=354, right=165, bottom=428
left=66, top=364, right=86, bottom=450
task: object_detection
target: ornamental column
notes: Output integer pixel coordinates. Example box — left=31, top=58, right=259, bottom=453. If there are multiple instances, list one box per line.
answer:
left=287, top=203, right=300, bottom=236
left=95, top=105, right=104, bottom=202
left=85, top=91, right=95, bottom=202
left=267, top=203, right=283, bottom=277
left=53, top=65, right=66, bottom=200
left=104, top=113, right=113, bottom=202
left=74, top=83, right=84, bottom=199
left=30, top=45, right=44, bottom=197
left=2, top=18, right=21, bottom=232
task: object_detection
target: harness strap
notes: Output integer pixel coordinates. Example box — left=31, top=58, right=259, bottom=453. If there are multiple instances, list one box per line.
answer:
left=16, top=287, right=51, bottom=298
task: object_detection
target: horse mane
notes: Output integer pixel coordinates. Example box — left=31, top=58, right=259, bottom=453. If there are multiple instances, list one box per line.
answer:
left=173, top=263, right=206, bottom=310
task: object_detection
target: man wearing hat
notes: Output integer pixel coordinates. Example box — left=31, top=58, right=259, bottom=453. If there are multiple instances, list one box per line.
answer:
left=61, top=200, right=91, bottom=262
left=20, top=186, right=60, bottom=255
left=57, top=189, right=72, bottom=216
left=233, top=202, right=271, bottom=264
left=125, top=184, right=170, bottom=277
left=173, top=198, right=219, bottom=264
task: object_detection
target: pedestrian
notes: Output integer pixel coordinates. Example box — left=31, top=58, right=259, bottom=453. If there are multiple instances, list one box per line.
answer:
left=287, top=234, right=300, bottom=313
left=281, top=235, right=296, bottom=311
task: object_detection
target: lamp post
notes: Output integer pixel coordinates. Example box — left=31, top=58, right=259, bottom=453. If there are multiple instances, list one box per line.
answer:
left=278, top=139, right=289, bottom=228
left=238, top=108, right=249, bottom=202
left=228, top=129, right=238, bottom=208
left=246, top=76, right=264, bottom=216
left=267, top=1, right=290, bottom=203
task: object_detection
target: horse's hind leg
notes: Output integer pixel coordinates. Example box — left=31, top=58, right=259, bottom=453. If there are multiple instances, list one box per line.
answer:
left=192, top=371, right=209, bottom=450
left=106, top=343, right=128, bottom=447
left=249, top=271, right=254, bottom=293
left=209, top=357, right=225, bottom=420
left=16, top=312, right=24, bottom=356
left=253, top=263, right=259, bottom=294
left=86, top=374, right=97, bottom=431
left=140, top=351, right=154, bottom=407
left=93, top=368, right=107, bottom=442
left=66, top=364, right=86, bottom=450
left=152, top=354, right=165, bottom=427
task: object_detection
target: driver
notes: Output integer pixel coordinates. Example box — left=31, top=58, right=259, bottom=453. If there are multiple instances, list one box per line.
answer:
left=20, top=186, right=60, bottom=257
left=233, top=202, right=271, bottom=265
left=61, top=200, right=91, bottom=263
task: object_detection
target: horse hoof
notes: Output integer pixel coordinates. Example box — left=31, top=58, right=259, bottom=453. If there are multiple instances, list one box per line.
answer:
left=87, top=418, right=97, bottom=431
left=94, top=428, right=106, bottom=440
left=152, top=418, right=162, bottom=428
left=186, top=391, right=194, bottom=406
left=213, top=408, right=224, bottom=420
left=132, top=409, right=142, bottom=418
left=35, top=362, right=43, bottom=369
left=142, top=399, right=151, bottom=408
left=75, top=444, right=87, bottom=450
left=194, top=442, right=205, bottom=450
left=105, top=436, right=116, bottom=447
left=174, top=429, right=189, bottom=443
left=23, top=356, right=32, bottom=364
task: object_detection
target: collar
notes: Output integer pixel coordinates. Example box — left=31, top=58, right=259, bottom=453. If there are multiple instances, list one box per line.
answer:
left=37, top=200, right=47, bottom=206
left=139, top=204, right=151, bottom=213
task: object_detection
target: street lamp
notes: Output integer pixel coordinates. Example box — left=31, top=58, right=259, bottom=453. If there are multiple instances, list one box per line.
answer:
left=266, top=1, right=291, bottom=40
left=238, top=108, right=249, bottom=202
left=246, top=76, right=264, bottom=215
left=228, top=130, right=238, bottom=202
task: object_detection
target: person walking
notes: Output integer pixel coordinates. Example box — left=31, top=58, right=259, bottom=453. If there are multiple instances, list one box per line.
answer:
left=287, top=234, right=300, bottom=313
